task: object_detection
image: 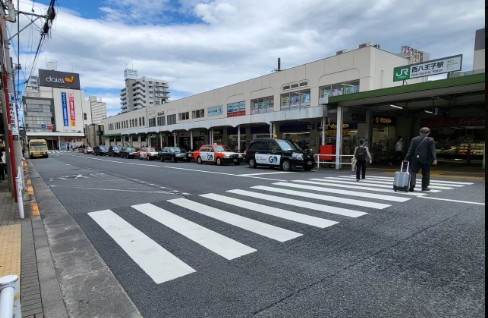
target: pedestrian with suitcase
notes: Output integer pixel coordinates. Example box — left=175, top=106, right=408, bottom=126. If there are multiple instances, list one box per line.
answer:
left=353, top=139, right=372, bottom=181
left=404, top=127, right=438, bottom=191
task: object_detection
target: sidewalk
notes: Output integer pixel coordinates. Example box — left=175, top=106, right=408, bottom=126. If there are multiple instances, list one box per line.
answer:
left=0, top=160, right=67, bottom=318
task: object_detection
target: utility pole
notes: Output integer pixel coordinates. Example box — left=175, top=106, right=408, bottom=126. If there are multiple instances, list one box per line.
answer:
left=1, top=0, right=23, bottom=199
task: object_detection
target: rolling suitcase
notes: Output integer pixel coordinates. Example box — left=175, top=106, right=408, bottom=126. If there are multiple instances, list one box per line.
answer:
left=393, top=161, right=410, bottom=192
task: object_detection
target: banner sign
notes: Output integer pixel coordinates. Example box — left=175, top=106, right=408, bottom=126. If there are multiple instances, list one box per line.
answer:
left=393, top=54, right=462, bottom=81
left=227, top=101, right=246, bottom=117
left=61, top=92, right=69, bottom=127
left=69, top=93, right=76, bottom=127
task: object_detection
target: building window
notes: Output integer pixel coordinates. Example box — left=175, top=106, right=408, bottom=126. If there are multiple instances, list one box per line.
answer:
left=178, top=112, right=190, bottom=121
left=149, top=118, right=156, bottom=127
left=280, top=89, right=310, bottom=110
left=319, top=80, right=360, bottom=99
left=167, top=114, right=177, bottom=125
left=83, top=113, right=87, bottom=120
left=192, top=109, right=205, bottom=119
left=157, top=116, right=166, bottom=126
left=251, top=96, right=274, bottom=114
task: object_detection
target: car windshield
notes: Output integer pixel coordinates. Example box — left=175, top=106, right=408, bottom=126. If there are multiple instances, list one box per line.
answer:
left=214, top=145, right=231, bottom=152
left=170, top=147, right=186, bottom=153
left=276, top=140, right=300, bottom=151
left=146, top=147, right=156, bottom=152
left=125, top=147, right=135, bottom=152
left=100, top=146, right=108, bottom=151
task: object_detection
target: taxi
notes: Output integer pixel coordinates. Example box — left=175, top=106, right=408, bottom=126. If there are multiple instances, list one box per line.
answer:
left=193, top=144, right=242, bottom=165
left=138, top=146, right=159, bottom=160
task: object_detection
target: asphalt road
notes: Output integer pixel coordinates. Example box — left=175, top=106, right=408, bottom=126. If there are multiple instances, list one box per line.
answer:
left=30, top=151, right=485, bottom=318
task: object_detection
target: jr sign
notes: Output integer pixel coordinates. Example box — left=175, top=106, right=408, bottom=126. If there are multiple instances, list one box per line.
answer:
left=393, top=54, right=463, bottom=81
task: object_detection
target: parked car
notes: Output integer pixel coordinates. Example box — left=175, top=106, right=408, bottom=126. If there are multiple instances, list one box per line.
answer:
left=120, top=146, right=138, bottom=159
left=193, top=144, right=242, bottom=165
left=138, top=147, right=159, bottom=160
left=84, top=146, right=94, bottom=154
left=243, top=138, right=314, bottom=171
left=93, top=145, right=109, bottom=156
left=108, top=145, right=123, bottom=157
left=158, top=146, right=191, bottom=162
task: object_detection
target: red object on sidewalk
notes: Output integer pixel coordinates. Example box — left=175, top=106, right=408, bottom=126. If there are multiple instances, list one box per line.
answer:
left=319, top=145, right=336, bottom=161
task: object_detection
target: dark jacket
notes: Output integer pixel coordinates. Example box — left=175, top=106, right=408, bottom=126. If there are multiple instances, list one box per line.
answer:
left=405, top=135, right=437, bottom=164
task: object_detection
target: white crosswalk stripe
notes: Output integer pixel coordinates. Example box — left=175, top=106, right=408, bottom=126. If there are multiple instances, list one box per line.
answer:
left=339, top=176, right=454, bottom=190
left=228, top=189, right=367, bottom=218
left=271, top=182, right=410, bottom=202
left=88, top=209, right=196, bottom=284
left=199, top=193, right=337, bottom=228
left=132, top=203, right=256, bottom=260
left=87, top=174, right=473, bottom=285
left=169, top=197, right=303, bottom=242
left=251, top=185, right=391, bottom=209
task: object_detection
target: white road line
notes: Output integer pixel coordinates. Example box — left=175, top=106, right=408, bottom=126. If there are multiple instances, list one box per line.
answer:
left=169, top=198, right=302, bottom=242
left=419, top=196, right=485, bottom=205
left=251, top=185, right=391, bottom=209
left=132, top=203, right=256, bottom=260
left=316, top=178, right=442, bottom=192
left=324, top=177, right=453, bottom=190
left=343, top=175, right=467, bottom=187
left=200, top=193, right=337, bottom=228
left=301, top=179, right=425, bottom=196
left=238, top=172, right=294, bottom=176
left=228, top=189, right=367, bottom=218
left=88, top=209, right=195, bottom=284
left=272, top=182, right=410, bottom=202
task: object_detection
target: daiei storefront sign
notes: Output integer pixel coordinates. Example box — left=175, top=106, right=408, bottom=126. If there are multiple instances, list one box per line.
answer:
left=393, top=54, right=462, bottom=81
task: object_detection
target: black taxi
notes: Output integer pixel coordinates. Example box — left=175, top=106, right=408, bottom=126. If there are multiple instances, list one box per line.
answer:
left=243, top=138, right=314, bottom=171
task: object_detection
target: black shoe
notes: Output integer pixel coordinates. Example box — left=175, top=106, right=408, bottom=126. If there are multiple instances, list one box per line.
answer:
left=421, top=187, right=430, bottom=191
left=356, top=179, right=360, bottom=181
left=409, top=188, right=415, bottom=192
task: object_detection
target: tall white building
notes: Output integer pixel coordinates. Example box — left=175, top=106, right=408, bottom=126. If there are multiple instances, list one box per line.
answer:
left=120, top=68, right=170, bottom=113
left=88, top=96, right=107, bottom=124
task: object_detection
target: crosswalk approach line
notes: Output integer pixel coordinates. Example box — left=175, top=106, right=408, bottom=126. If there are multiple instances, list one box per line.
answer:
left=228, top=189, right=367, bottom=218
left=271, top=182, right=410, bottom=202
left=199, top=193, right=338, bottom=228
left=132, top=203, right=256, bottom=260
left=168, top=197, right=303, bottom=242
left=251, top=185, right=391, bottom=209
left=88, top=209, right=196, bottom=284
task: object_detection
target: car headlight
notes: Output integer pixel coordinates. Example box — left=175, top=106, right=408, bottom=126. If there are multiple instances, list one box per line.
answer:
left=292, top=152, right=304, bottom=160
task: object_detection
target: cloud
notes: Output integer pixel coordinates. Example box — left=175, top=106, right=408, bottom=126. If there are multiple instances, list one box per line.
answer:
left=14, top=0, right=485, bottom=117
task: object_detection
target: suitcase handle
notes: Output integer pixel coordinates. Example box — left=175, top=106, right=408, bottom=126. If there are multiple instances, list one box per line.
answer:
left=401, top=161, right=410, bottom=172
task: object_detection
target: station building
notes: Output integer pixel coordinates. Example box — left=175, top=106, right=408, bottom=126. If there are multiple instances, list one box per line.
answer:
left=102, top=40, right=485, bottom=166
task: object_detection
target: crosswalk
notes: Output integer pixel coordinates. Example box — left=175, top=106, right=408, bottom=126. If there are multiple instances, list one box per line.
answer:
left=87, top=174, right=474, bottom=285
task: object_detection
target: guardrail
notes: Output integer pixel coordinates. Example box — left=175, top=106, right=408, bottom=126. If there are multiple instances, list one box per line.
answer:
left=0, top=275, right=21, bottom=318
left=314, top=154, right=354, bottom=170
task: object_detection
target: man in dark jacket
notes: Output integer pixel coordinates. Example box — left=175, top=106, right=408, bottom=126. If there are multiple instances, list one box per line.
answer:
left=404, top=127, right=437, bottom=191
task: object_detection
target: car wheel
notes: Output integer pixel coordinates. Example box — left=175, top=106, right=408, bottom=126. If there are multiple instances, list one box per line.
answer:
left=249, top=158, right=257, bottom=168
left=197, top=157, right=203, bottom=164
left=281, top=160, right=292, bottom=171
left=216, top=158, right=222, bottom=166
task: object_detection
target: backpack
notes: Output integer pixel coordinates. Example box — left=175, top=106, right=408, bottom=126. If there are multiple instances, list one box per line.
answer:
left=355, top=146, right=366, bottom=160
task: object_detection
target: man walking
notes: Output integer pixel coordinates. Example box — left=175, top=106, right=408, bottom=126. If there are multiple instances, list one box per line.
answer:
left=353, top=139, right=372, bottom=181
left=404, top=127, right=437, bottom=191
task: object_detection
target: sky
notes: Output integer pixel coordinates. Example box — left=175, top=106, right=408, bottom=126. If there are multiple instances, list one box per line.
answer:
left=7, top=0, right=486, bottom=117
